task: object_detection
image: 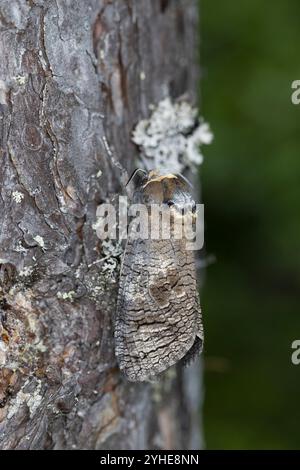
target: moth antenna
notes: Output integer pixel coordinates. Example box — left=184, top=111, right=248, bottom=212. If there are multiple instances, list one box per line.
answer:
left=126, top=168, right=147, bottom=187
left=101, top=135, right=129, bottom=187
left=175, top=173, right=194, bottom=189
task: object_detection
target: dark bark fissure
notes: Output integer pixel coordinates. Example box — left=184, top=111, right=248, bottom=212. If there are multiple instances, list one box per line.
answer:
left=0, top=0, right=202, bottom=450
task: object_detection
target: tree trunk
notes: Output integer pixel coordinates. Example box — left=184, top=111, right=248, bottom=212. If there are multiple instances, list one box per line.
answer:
left=0, top=0, right=202, bottom=450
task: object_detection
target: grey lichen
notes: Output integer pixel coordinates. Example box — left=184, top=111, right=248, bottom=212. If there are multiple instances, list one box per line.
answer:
left=84, top=240, right=123, bottom=307
left=18, top=266, right=34, bottom=278
left=33, top=235, right=46, bottom=250
left=0, top=340, right=8, bottom=367
left=91, top=210, right=123, bottom=277
left=12, top=191, right=24, bottom=204
left=14, top=241, right=27, bottom=253
left=57, top=290, right=76, bottom=302
left=132, top=97, right=213, bottom=173
left=14, top=75, right=27, bottom=86
left=7, top=379, right=42, bottom=420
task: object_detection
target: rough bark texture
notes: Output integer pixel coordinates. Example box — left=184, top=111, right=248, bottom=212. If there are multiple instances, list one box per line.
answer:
left=0, top=0, right=202, bottom=450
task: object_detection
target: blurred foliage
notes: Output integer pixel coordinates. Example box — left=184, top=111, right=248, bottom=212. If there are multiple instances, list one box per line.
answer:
left=200, top=0, right=300, bottom=449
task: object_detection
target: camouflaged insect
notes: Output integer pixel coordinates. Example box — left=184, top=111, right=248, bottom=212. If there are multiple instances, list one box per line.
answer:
left=115, top=170, right=203, bottom=382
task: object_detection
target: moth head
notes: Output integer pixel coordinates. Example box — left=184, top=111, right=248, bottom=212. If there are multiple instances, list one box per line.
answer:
left=136, top=170, right=197, bottom=218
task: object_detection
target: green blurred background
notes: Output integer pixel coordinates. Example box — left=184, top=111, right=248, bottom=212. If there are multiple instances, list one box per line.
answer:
left=200, top=0, right=300, bottom=449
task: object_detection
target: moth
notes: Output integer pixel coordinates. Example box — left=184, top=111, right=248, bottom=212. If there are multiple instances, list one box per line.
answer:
left=115, top=170, right=203, bottom=382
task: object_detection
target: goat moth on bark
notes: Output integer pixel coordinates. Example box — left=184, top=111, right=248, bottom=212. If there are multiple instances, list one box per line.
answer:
left=115, top=170, right=203, bottom=382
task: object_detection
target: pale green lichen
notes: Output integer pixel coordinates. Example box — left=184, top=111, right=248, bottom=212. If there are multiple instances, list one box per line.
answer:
left=90, top=218, right=123, bottom=275
left=7, top=379, right=42, bottom=419
left=33, top=235, right=45, bottom=250
left=12, top=190, right=24, bottom=203
left=102, top=240, right=123, bottom=258
left=132, top=97, right=213, bottom=173
left=0, top=79, right=7, bottom=105
left=34, top=340, right=47, bottom=353
left=14, top=75, right=27, bottom=86
left=57, top=290, right=76, bottom=302
left=14, top=241, right=27, bottom=253
left=0, top=340, right=7, bottom=366
left=19, top=266, right=34, bottom=277
left=99, top=240, right=122, bottom=279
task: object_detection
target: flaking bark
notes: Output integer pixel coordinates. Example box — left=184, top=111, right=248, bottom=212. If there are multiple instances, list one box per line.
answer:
left=0, top=0, right=202, bottom=450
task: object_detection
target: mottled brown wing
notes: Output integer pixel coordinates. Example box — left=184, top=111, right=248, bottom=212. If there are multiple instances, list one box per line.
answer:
left=115, top=237, right=203, bottom=382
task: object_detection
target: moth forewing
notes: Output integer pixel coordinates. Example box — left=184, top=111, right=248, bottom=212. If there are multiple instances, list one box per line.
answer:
left=115, top=171, right=203, bottom=382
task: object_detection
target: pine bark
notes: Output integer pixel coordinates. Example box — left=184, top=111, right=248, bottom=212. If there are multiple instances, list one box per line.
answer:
left=0, top=0, right=202, bottom=450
